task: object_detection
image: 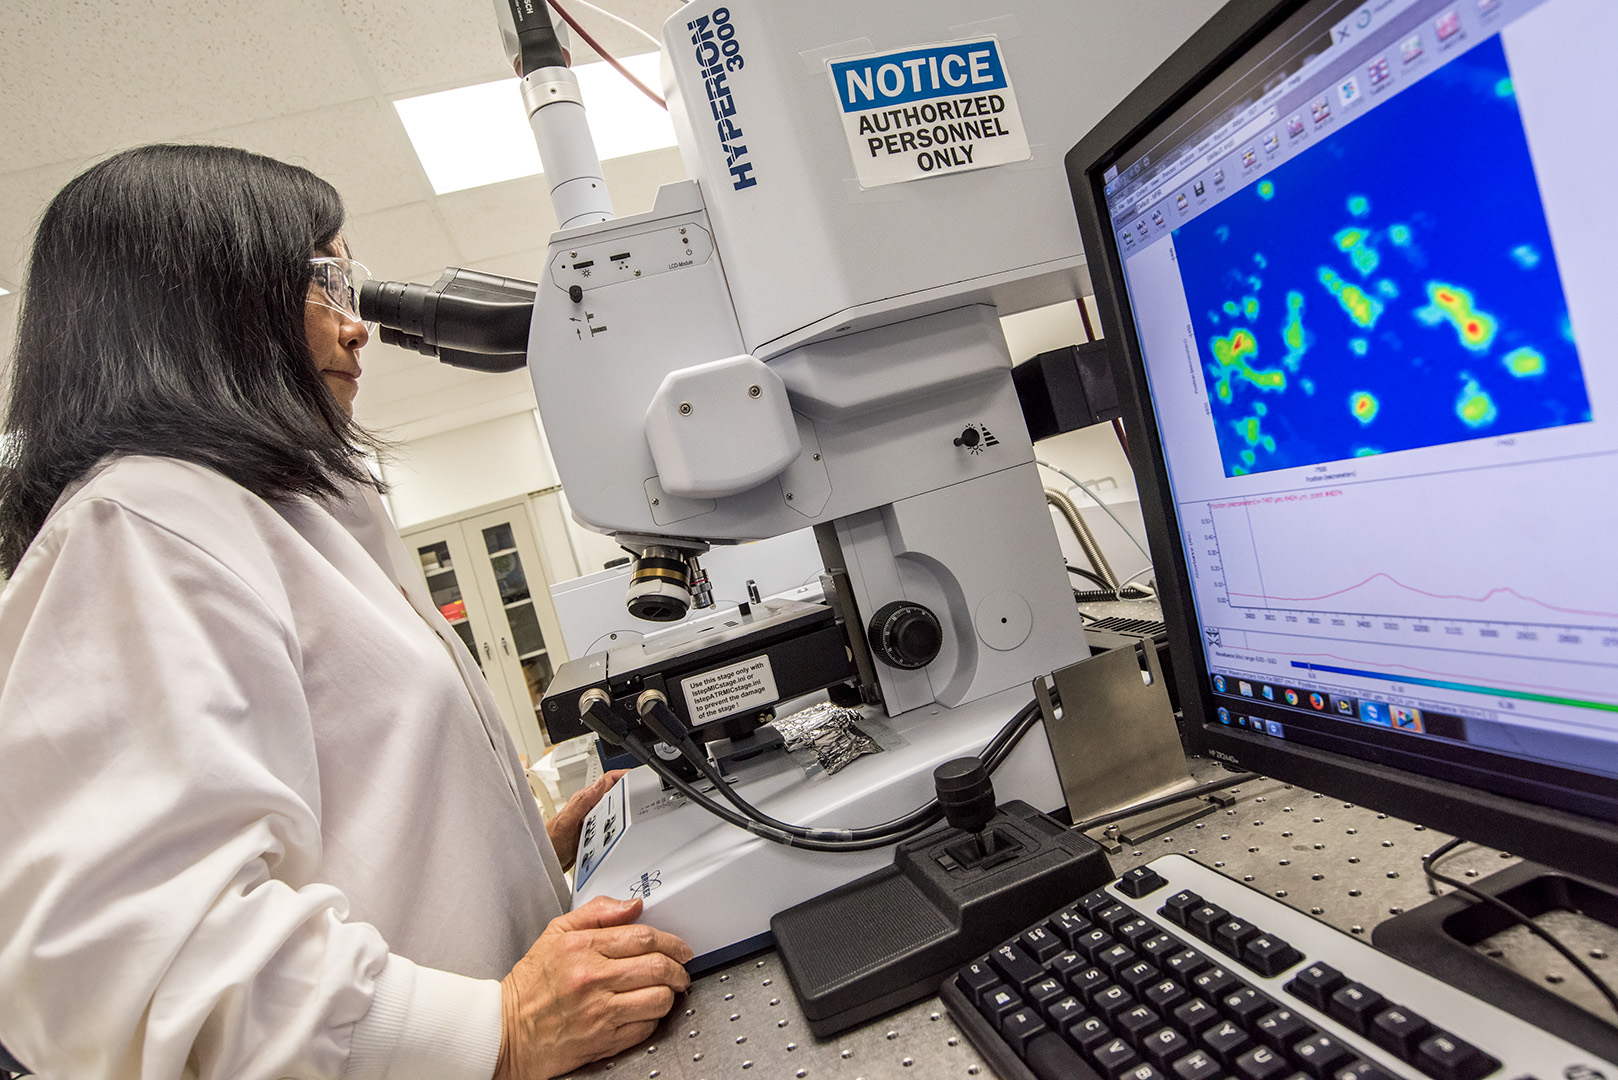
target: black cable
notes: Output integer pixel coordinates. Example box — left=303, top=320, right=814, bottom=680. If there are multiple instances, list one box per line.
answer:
left=1070, top=771, right=1259, bottom=832
left=1068, top=565, right=1113, bottom=590
left=1067, top=565, right=1154, bottom=603
left=1422, top=838, right=1618, bottom=1018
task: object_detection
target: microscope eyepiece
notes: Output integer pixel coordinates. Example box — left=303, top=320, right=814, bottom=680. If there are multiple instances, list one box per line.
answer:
left=357, top=267, right=538, bottom=373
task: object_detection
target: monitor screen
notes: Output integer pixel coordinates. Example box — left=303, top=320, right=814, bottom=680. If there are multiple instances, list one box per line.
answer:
left=1067, top=0, right=1618, bottom=877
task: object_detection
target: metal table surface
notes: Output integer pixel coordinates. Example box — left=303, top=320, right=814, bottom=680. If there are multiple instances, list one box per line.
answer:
left=560, top=765, right=1618, bottom=1080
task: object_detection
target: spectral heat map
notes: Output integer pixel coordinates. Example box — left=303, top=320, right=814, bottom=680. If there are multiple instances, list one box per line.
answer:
left=1172, top=35, right=1591, bottom=478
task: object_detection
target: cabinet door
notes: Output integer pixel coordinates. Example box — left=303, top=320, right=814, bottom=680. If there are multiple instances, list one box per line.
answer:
left=460, top=505, right=566, bottom=758
left=402, top=524, right=523, bottom=741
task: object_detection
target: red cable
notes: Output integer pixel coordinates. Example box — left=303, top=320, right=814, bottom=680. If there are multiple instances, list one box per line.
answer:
left=546, top=0, right=668, bottom=110
left=1112, top=417, right=1130, bottom=465
left=1076, top=296, right=1096, bottom=342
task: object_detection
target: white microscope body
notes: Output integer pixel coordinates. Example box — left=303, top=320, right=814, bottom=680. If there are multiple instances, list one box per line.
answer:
left=521, top=0, right=1216, bottom=965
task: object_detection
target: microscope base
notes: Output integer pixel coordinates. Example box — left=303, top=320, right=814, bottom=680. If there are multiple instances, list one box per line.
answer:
left=569, top=686, right=1066, bottom=970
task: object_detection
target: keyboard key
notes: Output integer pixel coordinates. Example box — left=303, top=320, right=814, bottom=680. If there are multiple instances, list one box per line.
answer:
left=1162, top=948, right=1210, bottom=981
left=1119, top=1064, right=1167, bottom=1080
left=1093, top=984, right=1139, bottom=1023
left=1020, top=925, right=1064, bottom=963
left=957, top=960, right=1000, bottom=1003
left=1050, top=950, right=1089, bottom=984
left=1097, top=904, right=1137, bottom=933
left=1139, top=933, right=1181, bottom=966
left=1094, top=1036, right=1142, bottom=1074
left=1200, top=1018, right=1253, bottom=1065
left=1116, top=1003, right=1163, bottom=1047
left=1242, top=934, right=1304, bottom=977
left=978, top=983, right=1021, bottom=1024
left=1024, top=1031, right=1092, bottom=1080
left=1143, top=976, right=1189, bottom=1013
left=1233, top=1044, right=1293, bottom=1080
left=1120, top=961, right=1161, bottom=995
left=1143, top=1025, right=1192, bottom=1067
left=1077, top=888, right=1117, bottom=919
left=1415, top=1031, right=1500, bottom=1080
left=1327, top=983, right=1385, bottom=1034
left=1118, top=865, right=1169, bottom=898
left=1220, top=986, right=1275, bottom=1025
left=1097, top=943, right=1139, bottom=976
left=1286, top=962, right=1347, bottom=1010
left=1369, top=1004, right=1430, bottom=1061
left=1334, top=1064, right=1397, bottom=1080
left=1212, top=917, right=1262, bottom=957
left=1078, top=928, right=1118, bottom=959
left=1292, top=1033, right=1354, bottom=1077
left=1170, top=1048, right=1223, bottom=1080
left=999, top=1007, right=1048, bottom=1055
left=1069, top=964, right=1111, bottom=997
left=1190, top=965, right=1242, bottom=1001
left=1118, top=917, right=1161, bottom=949
left=1186, top=903, right=1229, bottom=941
left=1050, top=909, right=1094, bottom=946
left=1043, top=993, right=1086, bottom=1027
left=1159, top=889, right=1203, bottom=927
left=1254, top=1007, right=1314, bottom=1051
left=1173, top=996, right=1221, bottom=1034
left=1069, top=1013, right=1113, bottom=1053
left=1026, top=976, right=1066, bottom=1010
left=990, top=942, right=1045, bottom=990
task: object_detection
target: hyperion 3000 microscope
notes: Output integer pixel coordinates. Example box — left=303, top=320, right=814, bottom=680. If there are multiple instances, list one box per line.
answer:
left=363, top=0, right=1214, bottom=966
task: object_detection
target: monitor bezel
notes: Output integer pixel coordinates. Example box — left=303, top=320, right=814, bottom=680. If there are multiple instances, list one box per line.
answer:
left=1064, top=0, right=1618, bottom=887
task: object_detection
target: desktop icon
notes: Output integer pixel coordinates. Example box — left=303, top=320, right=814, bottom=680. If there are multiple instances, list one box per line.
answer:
left=1287, top=113, right=1305, bottom=139
left=1194, top=179, right=1205, bottom=197
left=1337, top=74, right=1362, bottom=108
left=1177, top=193, right=1189, bottom=212
left=1368, top=56, right=1391, bottom=88
left=1434, top=10, right=1461, bottom=41
left=1262, top=132, right=1280, bottom=155
left=1391, top=706, right=1425, bottom=733
left=1241, top=147, right=1258, bottom=170
left=1309, top=692, right=1327, bottom=711
left=1213, top=168, right=1225, bottom=186
left=1261, top=685, right=1275, bottom=701
left=1239, top=680, right=1254, bottom=697
left=1123, top=230, right=1134, bottom=248
left=1401, top=33, right=1424, bottom=63
left=1284, top=688, right=1301, bottom=707
left=1312, top=97, right=1332, bottom=125
left=1213, top=674, right=1228, bottom=693
left=1265, top=719, right=1285, bottom=738
left=1334, top=696, right=1357, bottom=717
left=1152, top=209, right=1165, bottom=227
left=1358, top=700, right=1392, bottom=725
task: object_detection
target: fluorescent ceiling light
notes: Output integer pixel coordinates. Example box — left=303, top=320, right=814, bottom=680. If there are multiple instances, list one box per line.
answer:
left=0, top=284, right=10, bottom=297
left=395, top=53, right=676, bottom=195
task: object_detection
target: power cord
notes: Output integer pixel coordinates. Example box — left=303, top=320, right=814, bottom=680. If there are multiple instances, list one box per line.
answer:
left=1421, top=838, right=1618, bottom=1018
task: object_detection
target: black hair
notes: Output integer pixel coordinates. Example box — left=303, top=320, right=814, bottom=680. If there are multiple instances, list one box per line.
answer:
left=0, top=143, right=384, bottom=575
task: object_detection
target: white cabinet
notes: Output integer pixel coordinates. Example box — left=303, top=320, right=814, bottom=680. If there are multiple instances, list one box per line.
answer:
left=403, top=500, right=568, bottom=762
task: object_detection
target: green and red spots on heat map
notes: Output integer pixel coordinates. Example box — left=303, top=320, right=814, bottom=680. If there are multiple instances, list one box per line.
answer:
left=1417, top=282, right=1498, bottom=352
left=1350, top=390, right=1380, bottom=424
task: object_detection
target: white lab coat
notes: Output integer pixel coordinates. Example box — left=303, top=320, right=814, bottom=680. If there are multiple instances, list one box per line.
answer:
left=0, top=455, right=571, bottom=1080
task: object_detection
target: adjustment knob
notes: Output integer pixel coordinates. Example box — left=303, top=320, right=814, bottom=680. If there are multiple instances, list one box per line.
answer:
left=934, top=757, right=995, bottom=835
left=953, top=426, right=981, bottom=449
left=867, top=601, right=942, bottom=670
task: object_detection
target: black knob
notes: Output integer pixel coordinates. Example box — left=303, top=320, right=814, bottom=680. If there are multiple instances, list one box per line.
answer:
left=568, top=283, right=584, bottom=303
left=867, top=601, right=942, bottom=669
left=934, top=757, right=995, bottom=835
left=953, top=426, right=981, bottom=448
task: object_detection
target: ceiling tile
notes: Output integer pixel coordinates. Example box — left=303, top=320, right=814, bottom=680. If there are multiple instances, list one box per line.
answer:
left=343, top=202, right=463, bottom=282
left=435, top=175, right=560, bottom=265
left=0, top=0, right=371, bottom=172
left=191, top=98, right=431, bottom=216
left=0, top=160, right=91, bottom=284
left=338, top=0, right=513, bottom=97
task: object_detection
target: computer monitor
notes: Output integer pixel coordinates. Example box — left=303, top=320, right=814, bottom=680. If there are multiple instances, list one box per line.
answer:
left=1065, top=0, right=1618, bottom=889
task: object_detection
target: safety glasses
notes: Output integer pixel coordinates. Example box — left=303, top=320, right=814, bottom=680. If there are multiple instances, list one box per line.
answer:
left=308, top=256, right=374, bottom=328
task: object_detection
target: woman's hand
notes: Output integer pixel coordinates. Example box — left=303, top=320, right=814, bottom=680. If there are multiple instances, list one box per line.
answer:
left=545, top=769, right=629, bottom=871
left=492, top=896, right=693, bottom=1080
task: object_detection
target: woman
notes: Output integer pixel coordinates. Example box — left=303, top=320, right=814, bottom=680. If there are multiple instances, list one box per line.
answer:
left=0, top=144, right=689, bottom=1080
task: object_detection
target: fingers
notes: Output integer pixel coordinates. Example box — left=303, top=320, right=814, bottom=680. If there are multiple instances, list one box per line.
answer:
left=588, top=950, right=692, bottom=994
left=591, top=922, right=694, bottom=966
left=549, top=895, right=643, bottom=933
left=606, top=1019, right=660, bottom=1057
left=609, top=985, right=679, bottom=1025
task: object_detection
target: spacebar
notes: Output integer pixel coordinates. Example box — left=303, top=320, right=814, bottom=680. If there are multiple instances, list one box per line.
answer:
left=1024, top=1032, right=1101, bottom=1080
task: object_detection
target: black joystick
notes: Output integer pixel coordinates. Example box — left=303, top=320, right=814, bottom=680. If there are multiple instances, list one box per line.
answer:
left=935, top=756, right=997, bottom=859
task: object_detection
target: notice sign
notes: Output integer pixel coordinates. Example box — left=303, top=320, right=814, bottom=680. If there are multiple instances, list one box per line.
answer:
left=828, top=38, right=1030, bottom=189
left=681, top=654, right=779, bottom=724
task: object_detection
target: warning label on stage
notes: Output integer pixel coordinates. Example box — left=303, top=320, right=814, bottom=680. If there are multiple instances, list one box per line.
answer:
left=681, top=654, right=779, bottom=723
left=828, top=37, right=1030, bottom=189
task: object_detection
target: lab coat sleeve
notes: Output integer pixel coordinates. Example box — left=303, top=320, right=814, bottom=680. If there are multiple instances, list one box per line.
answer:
left=0, top=495, right=499, bottom=1080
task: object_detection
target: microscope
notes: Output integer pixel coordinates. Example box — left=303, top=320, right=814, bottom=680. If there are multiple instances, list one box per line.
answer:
left=363, top=0, right=1198, bottom=966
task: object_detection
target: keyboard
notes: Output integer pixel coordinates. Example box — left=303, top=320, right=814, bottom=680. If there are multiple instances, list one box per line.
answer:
left=941, top=854, right=1615, bottom=1080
